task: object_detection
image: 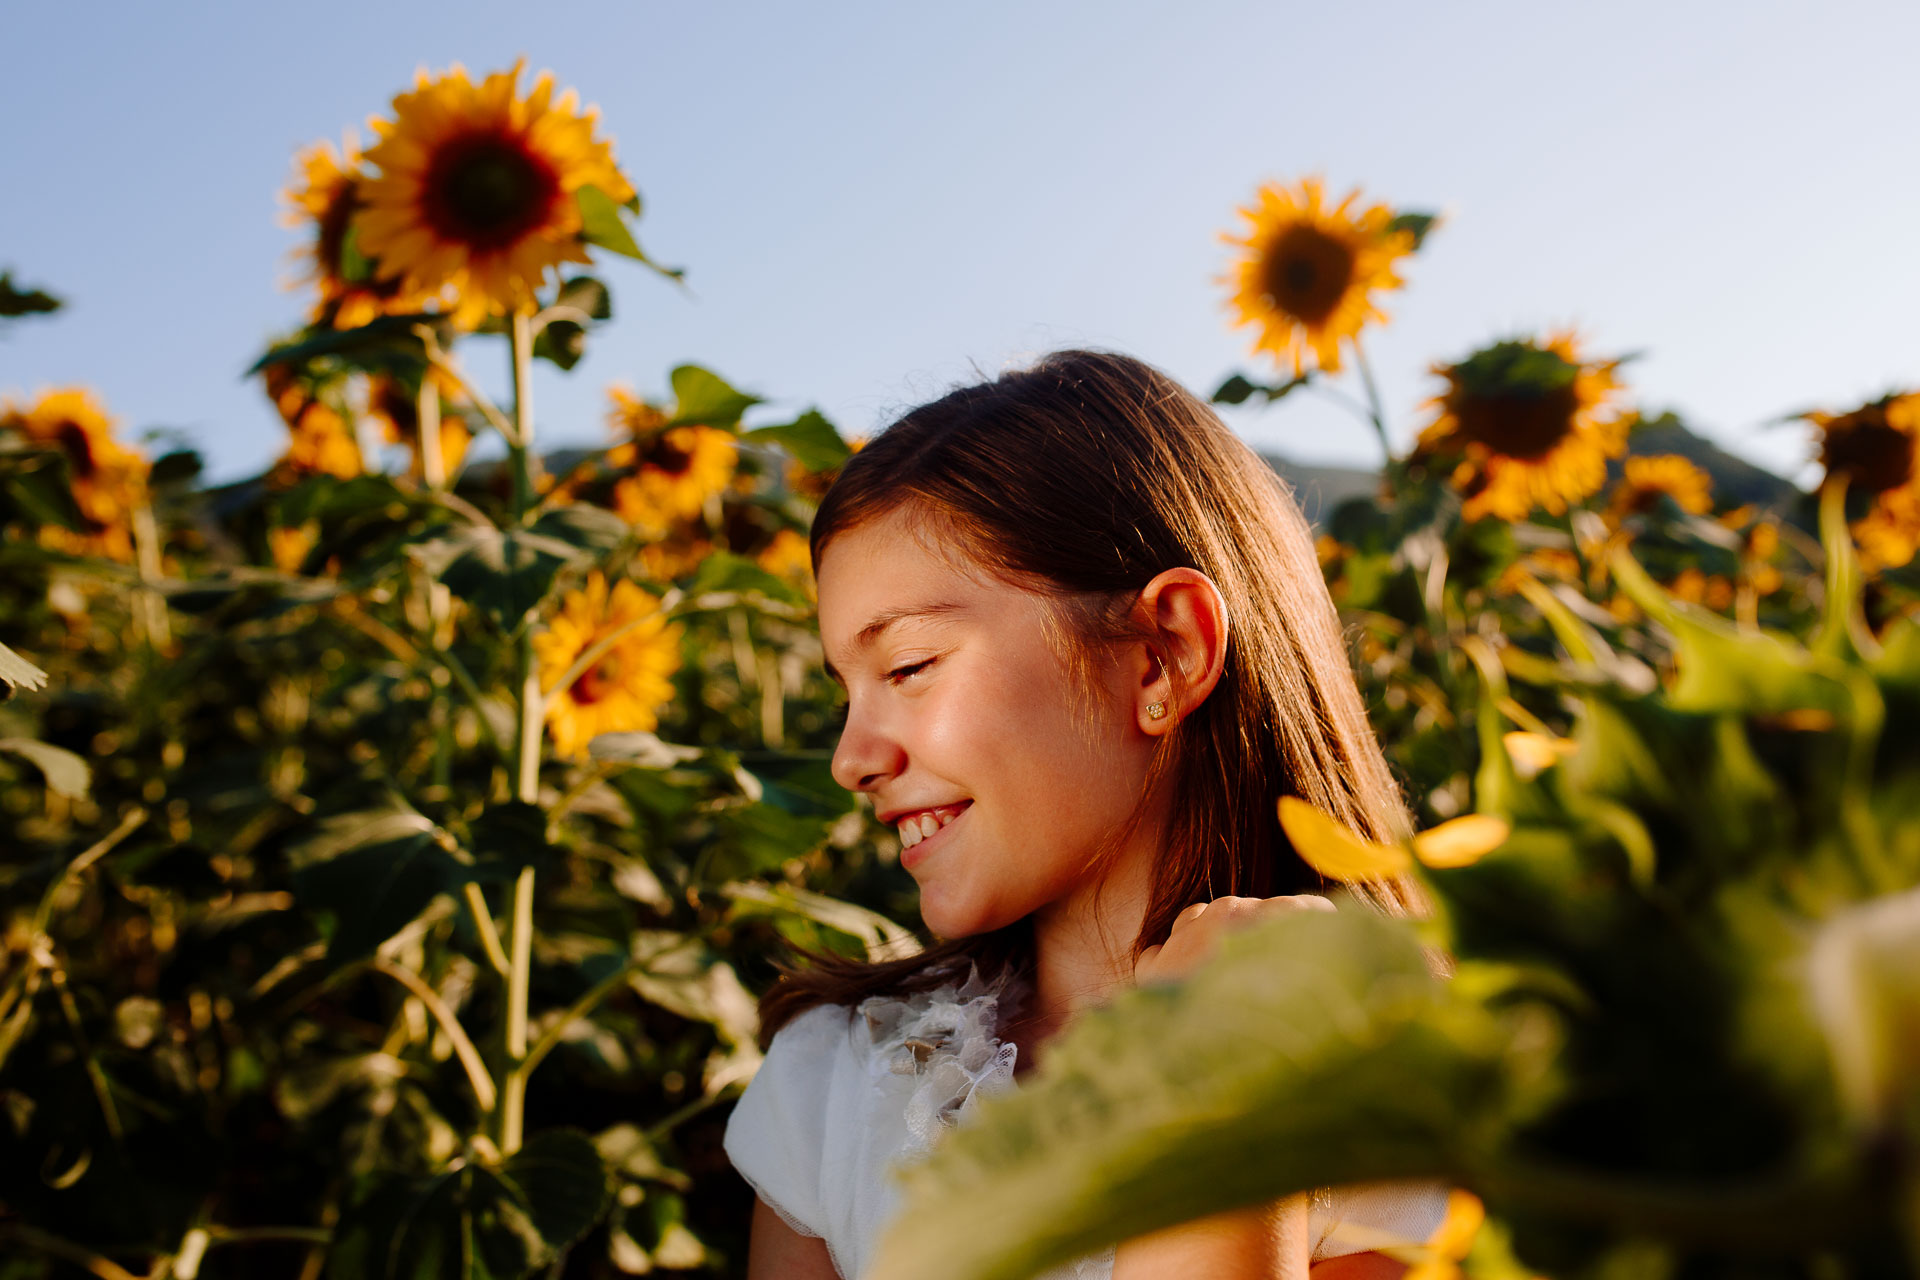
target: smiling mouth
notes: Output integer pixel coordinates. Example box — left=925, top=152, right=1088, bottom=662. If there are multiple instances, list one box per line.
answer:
left=895, top=801, right=972, bottom=858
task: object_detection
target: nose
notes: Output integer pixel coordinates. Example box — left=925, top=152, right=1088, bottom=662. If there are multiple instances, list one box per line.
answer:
left=830, top=699, right=905, bottom=795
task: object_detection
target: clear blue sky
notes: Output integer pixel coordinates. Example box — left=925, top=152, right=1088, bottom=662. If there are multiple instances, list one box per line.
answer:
left=5, top=0, right=1916, bottom=486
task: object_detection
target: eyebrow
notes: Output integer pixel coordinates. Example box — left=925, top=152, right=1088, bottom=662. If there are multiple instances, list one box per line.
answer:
left=823, top=600, right=968, bottom=685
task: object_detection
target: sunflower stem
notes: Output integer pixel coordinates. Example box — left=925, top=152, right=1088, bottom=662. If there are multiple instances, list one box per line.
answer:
left=130, top=499, right=172, bottom=651
left=1350, top=336, right=1394, bottom=464
left=417, top=370, right=446, bottom=491
left=502, top=306, right=541, bottom=1157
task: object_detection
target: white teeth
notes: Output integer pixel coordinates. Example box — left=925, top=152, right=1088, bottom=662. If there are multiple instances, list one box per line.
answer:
left=895, top=806, right=963, bottom=850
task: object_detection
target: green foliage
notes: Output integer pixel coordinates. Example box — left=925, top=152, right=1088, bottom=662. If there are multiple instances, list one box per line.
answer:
left=577, top=185, right=683, bottom=282
left=0, top=272, right=61, bottom=319
left=0, top=259, right=906, bottom=1279
left=873, top=436, right=1920, bottom=1278
left=871, top=909, right=1549, bottom=1280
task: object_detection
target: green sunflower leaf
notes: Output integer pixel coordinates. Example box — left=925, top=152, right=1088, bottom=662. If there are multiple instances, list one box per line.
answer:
left=867, top=907, right=1537, bottom=1280
left=1388, top=210, right=1441, bottom=250
left=741, top=408, right=850, bottom=473
left=577, top=184, right=684, bottom=282
left=665, top=365, right=762, bottom=430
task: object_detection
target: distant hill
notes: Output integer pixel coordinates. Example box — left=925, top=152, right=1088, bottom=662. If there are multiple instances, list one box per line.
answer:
left=1260, top=412, right=1803, bottom=527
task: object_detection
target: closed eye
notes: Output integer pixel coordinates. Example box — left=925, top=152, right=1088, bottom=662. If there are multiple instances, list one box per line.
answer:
left=886, top=657, right=935, bottom=685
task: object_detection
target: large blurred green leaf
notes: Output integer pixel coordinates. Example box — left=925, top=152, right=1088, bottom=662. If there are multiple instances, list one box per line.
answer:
left=664, top=364, right=761, bottom=430
left=1610, top=548, right=1853, bottom=719
left=248, top=314, right=450, bottom=376
left=868, top=907, right=1544, bottom=1280
left=740, top=409, right=850, bottom=472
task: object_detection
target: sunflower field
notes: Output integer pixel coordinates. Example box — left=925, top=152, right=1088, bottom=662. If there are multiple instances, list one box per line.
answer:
left=5, top=64, right=1920, bottom=1280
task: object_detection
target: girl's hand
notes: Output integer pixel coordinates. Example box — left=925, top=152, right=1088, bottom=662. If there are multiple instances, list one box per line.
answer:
left=1132, top=894, right=1335, bottom=987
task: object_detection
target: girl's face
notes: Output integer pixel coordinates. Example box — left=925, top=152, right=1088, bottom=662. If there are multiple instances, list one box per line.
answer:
left=819, top=509, right=1160, bottom=939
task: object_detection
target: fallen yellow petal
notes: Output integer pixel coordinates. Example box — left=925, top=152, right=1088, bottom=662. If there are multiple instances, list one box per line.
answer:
left=1413, top=815, right=1512, bottom=869
left=1277, top=796, right=1412, bottom=881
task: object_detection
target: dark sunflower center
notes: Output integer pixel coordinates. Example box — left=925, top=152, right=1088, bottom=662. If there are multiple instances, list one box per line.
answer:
left=574, top=656, right=617, bottom=706
left=1822, top=410, right=1913, bottom=494
left=56, top=421, right=98, bottom=477
left=647, top=436, right=695, bottom=478
left=422, top=131, right=562, bottom=252
left=1447, top=343, right=1585, bottom=461
left=318, top=182, right=362, bottom=275
left=1262, top=225, right=1356, bottom=326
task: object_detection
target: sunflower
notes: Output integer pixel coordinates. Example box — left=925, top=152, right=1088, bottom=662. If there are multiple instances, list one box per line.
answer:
left=264, top=367, right=363, bottom=484
left=603, top=387, right=737, bottom=532
left=1417, top=333, right=1630, bottom=522
left=282, top=133, right=424, bottom=327
left=1222, top=177, right=1416, bottom=376
left=756, top=528, right=815, bottom=598
left=0, top=387, right=149, bottom=562
left=367, top=372, right=472, bottom=480
left=1806, top=391, right=1920, bottom=571
left=534, top=571, right=683, bottom=759
left=357, top=61, right=634, bottom=326
left=1608, top=454, right=1713, bottom=520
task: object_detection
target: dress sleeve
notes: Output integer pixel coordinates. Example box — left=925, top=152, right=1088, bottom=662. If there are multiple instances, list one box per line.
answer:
left=722, top=1004, right=853, bottom=1242
left=1308, top=1179, right=1453, bottom=1261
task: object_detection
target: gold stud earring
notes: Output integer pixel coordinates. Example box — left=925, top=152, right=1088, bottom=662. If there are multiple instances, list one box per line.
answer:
left=1146, top=701, right=1168, bottom=721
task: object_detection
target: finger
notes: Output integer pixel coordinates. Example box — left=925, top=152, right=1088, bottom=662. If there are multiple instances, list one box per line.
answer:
left=1259, top=894, right=1336, bottom=916
left=1170, top=902, right=1210, bottom=930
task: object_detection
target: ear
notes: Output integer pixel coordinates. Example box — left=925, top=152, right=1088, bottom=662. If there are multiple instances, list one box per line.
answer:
left=1132, top=568, right=1229, bottom=734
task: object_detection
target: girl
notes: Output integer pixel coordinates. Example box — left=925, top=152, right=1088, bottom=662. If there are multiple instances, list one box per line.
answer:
left=725, top=351, right=1448, bottom=1279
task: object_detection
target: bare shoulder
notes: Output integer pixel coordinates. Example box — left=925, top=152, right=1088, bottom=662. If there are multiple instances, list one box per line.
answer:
left=747, top=1197, right=840, bottom=1280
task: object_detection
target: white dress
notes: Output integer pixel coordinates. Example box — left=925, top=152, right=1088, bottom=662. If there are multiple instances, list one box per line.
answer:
left=724, top=971, right=1449, bottom=1280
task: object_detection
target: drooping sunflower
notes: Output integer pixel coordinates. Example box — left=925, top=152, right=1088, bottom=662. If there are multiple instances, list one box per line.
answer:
left=367, top=372, right=471, bottom=480
left=264, top=367, right=363, bottom=485
left=357, top=61, right=635, bottom=326
left=1607, top=453, right=1714, bottom=520
left=1806, top=391, right=1920, bottom=571
left=282, top=133, right=424, bottom=328
left=534, top=571, right=683, bottom=759
left=603, top=387, right=737, bottom=532
left=1417, top=332, right=1630, bottom=522
left=0, top=387, right=149, bottom=562
left=1222, top=177, right=1416, bottom=376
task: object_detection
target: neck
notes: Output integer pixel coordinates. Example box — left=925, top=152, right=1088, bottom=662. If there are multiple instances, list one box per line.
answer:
left=1021, top=832, right=1157, bottom=1051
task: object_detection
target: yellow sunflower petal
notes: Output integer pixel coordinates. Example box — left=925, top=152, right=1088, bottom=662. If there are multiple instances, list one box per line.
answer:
left=1277, top=796, right=1412, bottom=881
left=1412, top=815, right=1512, bottom=869
left=1502, top=730, right=1577, bottom=780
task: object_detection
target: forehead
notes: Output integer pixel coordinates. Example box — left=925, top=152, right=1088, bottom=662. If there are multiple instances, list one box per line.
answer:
left=816, top=510, right=988, bottom=655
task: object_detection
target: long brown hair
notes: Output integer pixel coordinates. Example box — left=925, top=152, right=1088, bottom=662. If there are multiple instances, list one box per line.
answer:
left=758, top=350, right=1415, bottom=1044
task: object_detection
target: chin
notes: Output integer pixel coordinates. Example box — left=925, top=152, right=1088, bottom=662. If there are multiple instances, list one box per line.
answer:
left=915, top=891, right=1018, bottom=942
